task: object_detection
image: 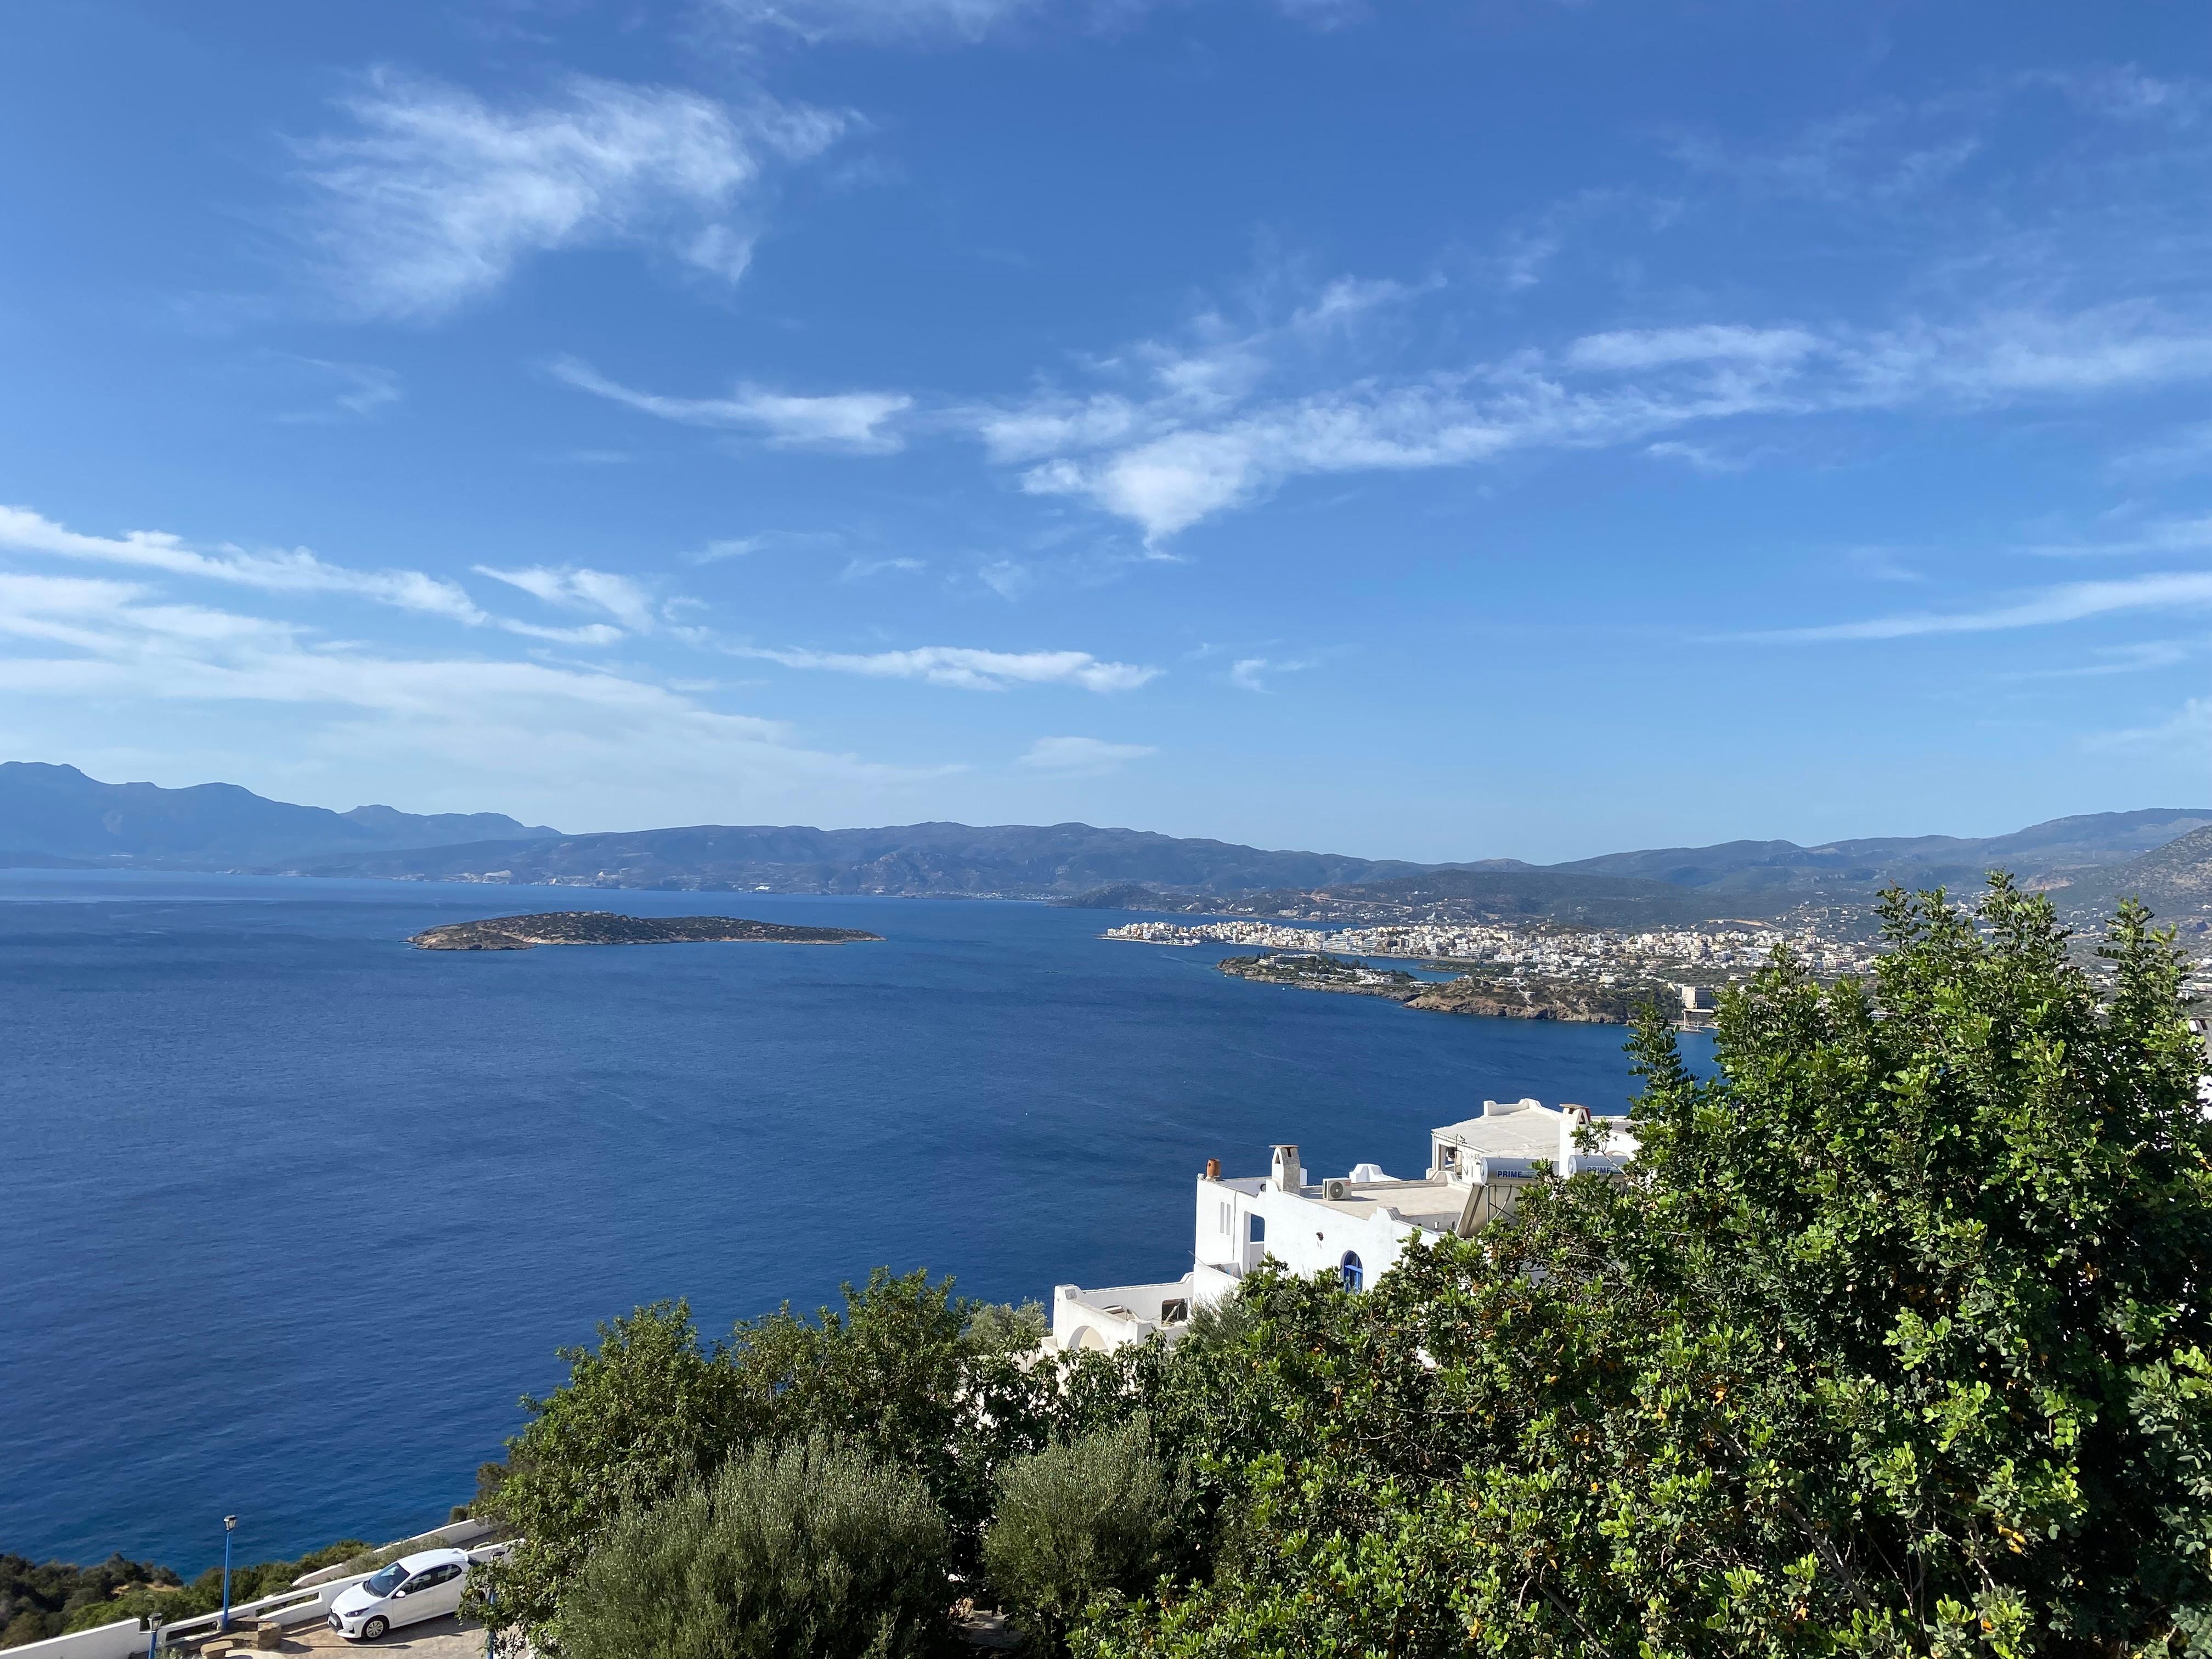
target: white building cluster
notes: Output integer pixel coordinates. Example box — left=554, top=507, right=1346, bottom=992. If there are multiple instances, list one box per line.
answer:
left=1103, top=918, right=1880, bottom=982
left=1047, top=1098, right=1637, bottom=1355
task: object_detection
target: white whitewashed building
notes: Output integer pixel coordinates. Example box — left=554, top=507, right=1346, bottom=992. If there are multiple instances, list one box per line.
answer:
left=1048, top=1097, right=1637, bottom=1355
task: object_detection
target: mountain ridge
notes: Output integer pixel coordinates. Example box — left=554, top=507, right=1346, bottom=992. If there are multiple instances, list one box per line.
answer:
left=0, top=762, right=558, bottom=867
left=3, top=763, right=2205, bottom=928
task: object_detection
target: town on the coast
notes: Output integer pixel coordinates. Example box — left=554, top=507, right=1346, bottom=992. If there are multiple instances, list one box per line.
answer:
left=1103, top=915, right=1882, bottom=978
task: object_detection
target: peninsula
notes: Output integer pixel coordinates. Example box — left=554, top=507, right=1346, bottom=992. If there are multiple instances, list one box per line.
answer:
left=1217, top=951, right=1635, bottom=1023
left=408, top=912, right=882, bottom=951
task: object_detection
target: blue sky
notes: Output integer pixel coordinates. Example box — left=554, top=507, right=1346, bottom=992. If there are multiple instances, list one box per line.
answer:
left=3, top=1, right=2209, bottom=861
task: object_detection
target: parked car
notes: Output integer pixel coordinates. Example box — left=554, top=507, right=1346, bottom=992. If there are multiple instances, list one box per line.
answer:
left=328, top=1548, right=471, bottom=1641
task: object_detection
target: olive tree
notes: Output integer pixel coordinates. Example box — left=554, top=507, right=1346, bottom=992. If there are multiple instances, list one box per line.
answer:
left=561, top=1434, right=951, bottom=1659
left=984, top=1415, right=1172, bottom=1653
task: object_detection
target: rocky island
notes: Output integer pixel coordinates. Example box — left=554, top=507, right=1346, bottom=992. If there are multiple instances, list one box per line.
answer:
left=409, top=912, right=883, bottom=951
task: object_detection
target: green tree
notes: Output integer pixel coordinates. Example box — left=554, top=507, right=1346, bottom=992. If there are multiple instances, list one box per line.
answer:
left=561, top=1434, right=952, bottom=1659
left=1082, top=882, right=2212, bottom=1658
left=984, top=1415, right=1174, bottom=1654
left=720, top=1270, right=1058, bottom=1559
left=470, top=1300, right=752, bottom=1646
left=471, top=1278, right=1059, bottom=1650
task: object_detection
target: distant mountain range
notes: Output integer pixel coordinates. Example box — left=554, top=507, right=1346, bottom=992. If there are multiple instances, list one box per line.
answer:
left=3, top=763, right=2207, bottom=929
left=0, top=763, right=557, bottom=868
left=2053, top=825, right=2212, bottom=924
left=1550, top=810, right=2212, bottom=899
left=289, top=821, right=1454, bottom=894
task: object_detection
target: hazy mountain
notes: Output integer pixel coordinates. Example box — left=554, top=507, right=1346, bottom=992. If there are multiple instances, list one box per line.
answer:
left=2055, top=826, right=2212, bottom=923
left=0, top=763, right=558, bottom=867
left=6, top=763, right=2204, bottom=930
left=295, top=821, right=1449, bottom=895
left=1551, top=809, right=2212, bottom=899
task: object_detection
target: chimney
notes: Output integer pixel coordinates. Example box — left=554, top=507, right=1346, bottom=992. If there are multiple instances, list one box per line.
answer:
left=1268, top=1143, right=1302, bottom=1192
left=1204, top=1156, right=1221, bottom=1181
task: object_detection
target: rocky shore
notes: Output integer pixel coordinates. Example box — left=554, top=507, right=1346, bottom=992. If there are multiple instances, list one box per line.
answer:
left=409, top=912, right=883, bottom=951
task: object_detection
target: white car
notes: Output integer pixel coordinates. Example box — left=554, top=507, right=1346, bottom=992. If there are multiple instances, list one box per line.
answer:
left=328, top=1548, right=471, bottom=1642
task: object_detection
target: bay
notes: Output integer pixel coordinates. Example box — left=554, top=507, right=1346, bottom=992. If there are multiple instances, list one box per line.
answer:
left=0, top=871, right=1709, bottom=1576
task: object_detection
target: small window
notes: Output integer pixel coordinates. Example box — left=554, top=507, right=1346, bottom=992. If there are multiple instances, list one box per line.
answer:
left=1248, top=1215, right=1266, bottom=1243
left=1219, top=1201, right=1233, bottom=1235
left=1340, top=1251, right=1363, bottom=1292
left=1160, top=1299, right=1189, bottom=1323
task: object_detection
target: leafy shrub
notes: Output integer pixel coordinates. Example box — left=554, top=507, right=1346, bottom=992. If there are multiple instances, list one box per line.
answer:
left=473, top=1275, right=1058, bottom=1645
left=984, top=1416, right=1171, bottom=1654
left=560, top=1434, right=951, bottom=1659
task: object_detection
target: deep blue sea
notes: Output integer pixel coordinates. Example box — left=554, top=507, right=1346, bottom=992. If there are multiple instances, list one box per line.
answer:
left=0, top=872, right=1709, bottom=1578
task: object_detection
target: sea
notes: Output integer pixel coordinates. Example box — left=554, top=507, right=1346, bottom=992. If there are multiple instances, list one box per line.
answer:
left=0, top=871, right=1712, bottom=1577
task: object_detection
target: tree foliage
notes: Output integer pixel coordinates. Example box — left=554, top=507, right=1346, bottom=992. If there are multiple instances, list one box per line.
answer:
left=1077, top=881, right=2212, bottom=1658
left=560, top=1434, right=951, bottom=1659
left=984, top=1415, right=1175, bottom=1654
left=469, top=1272, right=1057, bottom=1649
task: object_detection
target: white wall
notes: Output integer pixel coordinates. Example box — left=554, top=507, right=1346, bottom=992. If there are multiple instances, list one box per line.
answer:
left=1194, top=1175, right=1427, bottom=1289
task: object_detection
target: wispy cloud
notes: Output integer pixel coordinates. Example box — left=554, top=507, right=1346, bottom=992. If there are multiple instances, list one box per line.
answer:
left=475, top=564, right=658, bottom=631
left=2018, top=512, right=2212, bottom=558
left=709, top=0, right=1346, bottom=46
left=294, top=69, right=849, bottom=319
left=1759, top=571, right=2212, bottom=641
left=0, top=568, right=936, bottom=819
left=687, top=529, right=848, bottom=563
left=975, top=288, right=2212, bottom=542
left=0, top=505, right=484, bottom=622
left=1227, top=655, right=1314, bottom=691
left=2095, top=695, right=2212, bottom=757
left=1017, top=735, right=1157, bottom=774
left=740, top=644, right=1158, bottom=691
left=272, top=357, right=403, bottom=424
left=840, top=556, right=924, bottom=582
left=551, top=357, right=910, bottom=453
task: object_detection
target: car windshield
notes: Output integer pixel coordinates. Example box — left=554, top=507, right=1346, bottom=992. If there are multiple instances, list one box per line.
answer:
left=363, top=1564, right=409, bottom=1597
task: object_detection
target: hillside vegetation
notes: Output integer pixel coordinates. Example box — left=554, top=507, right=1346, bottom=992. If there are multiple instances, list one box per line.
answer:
left=467, top=878, right=2212, bottom=1658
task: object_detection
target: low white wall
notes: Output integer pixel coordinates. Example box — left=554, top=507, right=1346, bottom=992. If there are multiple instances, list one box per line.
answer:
left=5, top=1521, right=507, bottom=1659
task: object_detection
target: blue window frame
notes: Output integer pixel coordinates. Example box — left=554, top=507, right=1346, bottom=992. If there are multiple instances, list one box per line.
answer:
left=1249, top=1215, right=1266, bottom=1243
left=1340, top=1251, right=1363, bottom=1291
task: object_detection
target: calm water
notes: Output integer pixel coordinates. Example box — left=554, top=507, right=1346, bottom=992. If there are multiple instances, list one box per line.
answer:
left=0, top=872, right=1706, bottom=1576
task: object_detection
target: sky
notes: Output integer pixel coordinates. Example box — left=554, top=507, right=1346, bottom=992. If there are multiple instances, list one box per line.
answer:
left=3, top=1, right=2210, bottom=862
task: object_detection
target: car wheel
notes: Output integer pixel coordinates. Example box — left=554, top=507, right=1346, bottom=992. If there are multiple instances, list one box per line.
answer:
left=363, top=1617, right=389, bottom=1641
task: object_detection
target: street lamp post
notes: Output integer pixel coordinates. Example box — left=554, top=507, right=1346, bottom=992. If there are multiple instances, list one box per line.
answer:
left=219, top=1517, right=238, bottom=1633
left=145, top=1611, right=164, bottom=1659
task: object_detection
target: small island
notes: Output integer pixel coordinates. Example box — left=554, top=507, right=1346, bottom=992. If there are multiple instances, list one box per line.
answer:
left=409, top=912, right=883, bottom=951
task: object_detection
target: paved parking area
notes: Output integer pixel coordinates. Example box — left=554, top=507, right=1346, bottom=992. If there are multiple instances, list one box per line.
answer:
left=279, top=1615, right=484, bottom=1659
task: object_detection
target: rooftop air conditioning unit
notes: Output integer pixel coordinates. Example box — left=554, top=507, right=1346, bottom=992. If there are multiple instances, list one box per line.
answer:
left=1323, top=1177, right=1352, bottom=1202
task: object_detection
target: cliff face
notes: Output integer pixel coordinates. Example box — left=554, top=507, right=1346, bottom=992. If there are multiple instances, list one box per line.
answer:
left=408, top=912, right=882, bottom=950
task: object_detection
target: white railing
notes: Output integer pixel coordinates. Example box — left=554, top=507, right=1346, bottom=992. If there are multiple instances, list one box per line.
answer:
left=5, top=1524, right=510, bottom=1659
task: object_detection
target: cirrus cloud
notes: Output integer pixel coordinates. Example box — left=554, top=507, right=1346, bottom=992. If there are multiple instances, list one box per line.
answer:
left=1018, top=736, right=1158, bottom=774
left=738, top=644, right=1159, bottom=692
left=550, top=357, right=911, bottom=454
left=295, top=69, right=850, bottom=319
